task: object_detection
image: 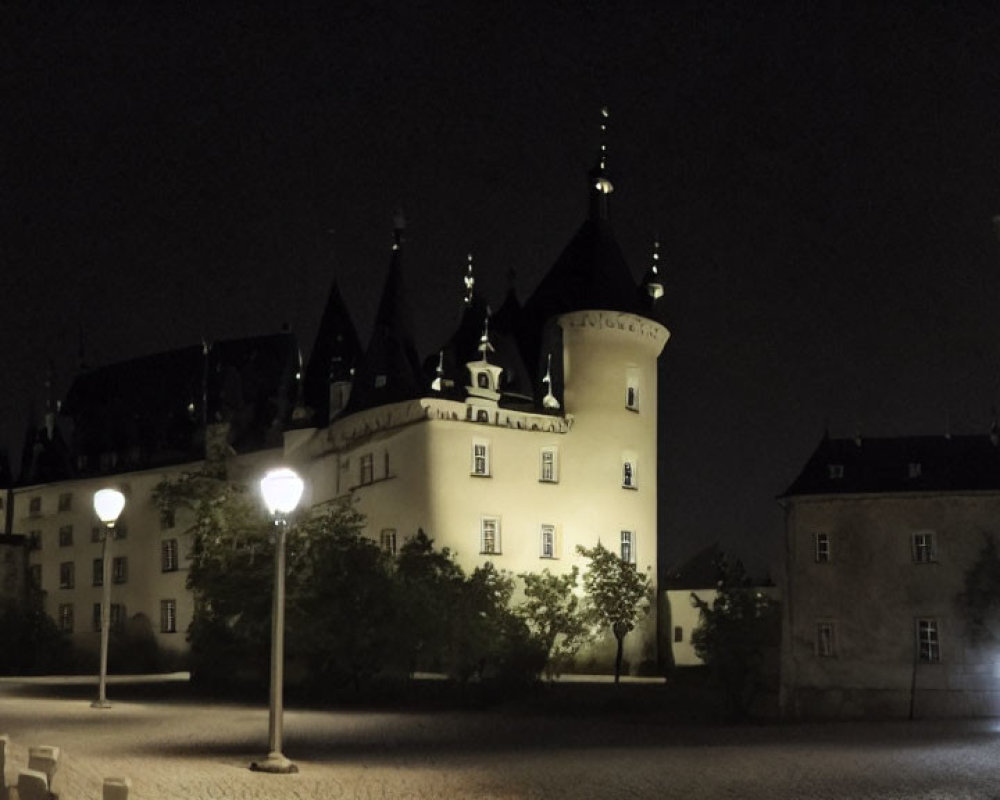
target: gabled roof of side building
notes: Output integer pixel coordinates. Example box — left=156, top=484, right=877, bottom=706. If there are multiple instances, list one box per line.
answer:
left=781, top=433, right=1000, bottom=498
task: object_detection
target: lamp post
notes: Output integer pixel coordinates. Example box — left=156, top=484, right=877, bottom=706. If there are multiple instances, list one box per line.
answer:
left=91, top=487, right=125, bottom=709
left=251, top=467, right=304, bottom=774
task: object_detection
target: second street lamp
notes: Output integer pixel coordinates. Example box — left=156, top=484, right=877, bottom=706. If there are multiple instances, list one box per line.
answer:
left=92, top=487, right=125, bottom=709
left=251, top=467, right=305, bottom=774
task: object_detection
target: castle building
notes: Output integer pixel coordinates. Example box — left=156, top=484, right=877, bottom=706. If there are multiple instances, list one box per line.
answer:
left=7, top=118, right=670, bottom=672
left=780, top=432, right=1000, bottom=717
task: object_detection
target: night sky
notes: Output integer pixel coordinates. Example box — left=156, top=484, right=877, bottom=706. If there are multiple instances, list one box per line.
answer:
left=5, top=3, right=1000, bottom=576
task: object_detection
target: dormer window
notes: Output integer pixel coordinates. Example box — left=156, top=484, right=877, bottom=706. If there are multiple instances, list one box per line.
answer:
left=827, top=464, right=844, bottom=479
left=477, top=372, right=490, bottom=389
left=908, top=462, right=922, bottom=478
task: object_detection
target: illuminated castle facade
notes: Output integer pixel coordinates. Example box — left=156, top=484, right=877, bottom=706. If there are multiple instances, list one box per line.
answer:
left=6, top=125, right=670, bottom=672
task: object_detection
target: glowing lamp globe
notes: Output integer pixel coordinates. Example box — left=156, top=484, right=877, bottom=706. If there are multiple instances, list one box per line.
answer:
left=260, top=468, right=304, bottom=517
left=93, top=488, right=126, bottom=526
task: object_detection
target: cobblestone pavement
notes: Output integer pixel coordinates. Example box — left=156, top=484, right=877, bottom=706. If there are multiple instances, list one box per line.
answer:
left=3, top=677, right=1000, bottom=799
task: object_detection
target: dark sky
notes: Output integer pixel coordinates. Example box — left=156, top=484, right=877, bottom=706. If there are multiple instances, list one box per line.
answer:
left=5, top=2, right=1000, bottom=576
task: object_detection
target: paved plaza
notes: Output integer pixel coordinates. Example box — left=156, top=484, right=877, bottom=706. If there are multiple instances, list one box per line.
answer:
left=2, top=675, right=1000, bottom=799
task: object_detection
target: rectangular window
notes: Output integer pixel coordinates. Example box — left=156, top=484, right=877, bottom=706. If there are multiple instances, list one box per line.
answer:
left=827, top=464, right=844, bottom=479
left=115, top=523, right=127, bottom=540
left=112, top=556, right=127, bottom=584
left=28, top=531, right=41, bottom=551
left=815, top=533, right=830, bottom=563
left=28, top=564, right=41, bottom=589
left=620, top=530, right=635, bottom=563
left=541, top=524, right=555, bottom=558
left=625, top=368, right=640, bottom=411
left=29, top=497, right=41, bottom=516
left=912, top=532, right=937, bottom=563
left=58, top=604, right=74, bottom=633
left=673, top=626, right=684, bottom=643
left=917, top=618, right=940, bottom=662
left=159, top=508, right=175, bottom=530
left=160, top=599, right=177, bottom=634
left=110, top=603, right=126, bottom=632
left=622, top=460, right=636, bottom=489
left=384, top=450, right=391, bottom=480
left=91, top=526, right=103, bottom=543
left=59, top=561, right=74, bottom=589
left=817, top=622, right=836, bottom=657
left=360, top=453, right=374, bottom=485
left=93, top=603, right=101, bottom=632
left=472, top=440, right=491, bottom=477
left=93, top=558, right=103, bottom=587
left=162, top=539, right=179, bottom=572
left=540, top=447, right=558, bottom=483
left=908, top=462, right=922, bottom=479
left=380, top=529, right=397, bottom=556
left=58, top=493, right=72, bottom=512
left=481, top=517, right=500, bottom=555
left=58, top=525, right=73, bottom=547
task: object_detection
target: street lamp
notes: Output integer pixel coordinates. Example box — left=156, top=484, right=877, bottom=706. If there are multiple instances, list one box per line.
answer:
left=251, top=467, right=304, bottom=774
left=92, top=487, right=125, bottom=709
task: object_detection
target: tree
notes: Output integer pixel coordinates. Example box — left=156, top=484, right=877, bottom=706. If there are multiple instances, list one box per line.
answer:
left=958, top=532, right=1000, bottom=644
left=690, top=555, right=778, bottom=719
left=576, top=543, right=651, bottom=683
left=517, top=567, right=587, bottom=679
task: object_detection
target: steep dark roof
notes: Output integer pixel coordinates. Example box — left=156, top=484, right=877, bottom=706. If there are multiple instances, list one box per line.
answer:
left=346, top=233, right=424, bottom=412
left=781, top=434, right=1000, bottom=498
left=303, top=278, right=361, bottom=423
left=664, top=542, right=724, bottom=589
left=24, top=332, right=299, bottom=484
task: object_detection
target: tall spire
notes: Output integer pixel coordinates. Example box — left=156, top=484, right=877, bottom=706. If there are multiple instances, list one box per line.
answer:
left=464, top=253, right=475, bottom=305
left=589, top=106, right=614, bottom=220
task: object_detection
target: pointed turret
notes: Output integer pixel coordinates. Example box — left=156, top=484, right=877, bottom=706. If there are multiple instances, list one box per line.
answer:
left=346, top=214, right=424, bottom=413
left=303, top=278, right=361, bottom=425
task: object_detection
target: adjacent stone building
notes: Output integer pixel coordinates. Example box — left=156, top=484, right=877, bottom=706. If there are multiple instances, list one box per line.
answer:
left=780, top=433, right=1000, bottom=718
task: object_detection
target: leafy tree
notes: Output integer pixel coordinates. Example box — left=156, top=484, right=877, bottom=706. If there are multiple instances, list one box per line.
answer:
left=290, top=503, right=400, bottom=693
left=517, top=567, right=587, bottom=678
left=690, top=555, right=778, bottom=720
left=576, top=543, right=651, bottom=683
left=958, top=532, right=1000, bottom=644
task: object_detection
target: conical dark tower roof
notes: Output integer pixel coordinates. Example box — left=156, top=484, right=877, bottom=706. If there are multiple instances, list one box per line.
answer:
left=346, top=219, right=424, bottom=413
left=303, top=278, right=361, bottom=423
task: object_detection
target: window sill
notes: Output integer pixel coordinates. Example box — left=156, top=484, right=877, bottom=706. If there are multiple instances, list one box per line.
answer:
left=480, top=551, right=502, bottom=556
left=621, top=485, right=638, bottom=491
left=470, top=473, right=492, bottom=478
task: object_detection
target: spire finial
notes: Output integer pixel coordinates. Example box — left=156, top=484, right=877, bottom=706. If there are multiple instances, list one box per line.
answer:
left=478, top=314, right=494, bottom=360
left=589, top=107, right=614, bottom=218
left=392, top=210, right=406, bottom=250
left=643, top=236, right=665, bottom=302
left=599, top=106, right=609, bottom=171
left=542, top=353, right=560, bottom=410
left=464, top=253, right=475, bottom=305
left=431, top=349, right=445, bottom=392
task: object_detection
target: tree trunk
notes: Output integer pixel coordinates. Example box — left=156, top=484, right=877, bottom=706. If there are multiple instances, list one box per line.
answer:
left=614, top=633, right=624, bottom=684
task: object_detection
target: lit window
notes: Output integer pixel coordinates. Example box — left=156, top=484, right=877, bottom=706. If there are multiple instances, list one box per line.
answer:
left=472, top=440, right=491, bottom=477
left=815, top=533, right=830, bottom=563
left=161, top=599, right=177, bottom=634
left=817, top=622, right=836, bottom=657
left=912, top=532, right=937, bottom=564
left=673, top=626, right=683, bottom=643
left=58, top=604, right=74, bottom=633
left=58, top=493, right=72, bottom=512
left=540, top=447, right=558, bottom=483
left=827, top=464, right=844, bottom=479
left=620, top=530, right=635, bottom=563
left=916, top=618, right=940, bottom=662
left=540, top=524, right=555, bottom=558
left=622, top=460, right=636, bottom=489
left=162, top=539, right=179, bottom=572
left=380, top=529, right=397, bottom=556
left=112, top=556, right=128, bottom=584
left=59, top=561, right=74, bottom=589
left=360, top=453, right=374, bottom=485
left=58, top=525, right=73, bottom=547
left=481, top=517, right=500, bottom=555
left=908, top=462, right=922, bottom=479
left=92, top=558, right=103, bottom=587
left=29, top=497, right=41, bottom=516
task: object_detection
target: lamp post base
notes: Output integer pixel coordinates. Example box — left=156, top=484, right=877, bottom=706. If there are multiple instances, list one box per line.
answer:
left=90, top=700, right=112, bottom=709
left=250, top=753, right=298, bottom=774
